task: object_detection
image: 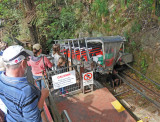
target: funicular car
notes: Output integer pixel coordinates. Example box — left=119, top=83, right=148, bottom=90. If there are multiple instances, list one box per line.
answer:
left=54, top=36, right=133, bottom=75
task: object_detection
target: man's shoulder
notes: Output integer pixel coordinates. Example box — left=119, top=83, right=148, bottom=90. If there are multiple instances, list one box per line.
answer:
left=0, top=74, right=32, bottom=91
left=21, top=82, right=40, bottom=96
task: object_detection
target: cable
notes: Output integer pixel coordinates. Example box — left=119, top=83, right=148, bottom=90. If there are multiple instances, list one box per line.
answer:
left=123, top=61, right=160, bottom=87
left=121, top=72, right=160, bottom=97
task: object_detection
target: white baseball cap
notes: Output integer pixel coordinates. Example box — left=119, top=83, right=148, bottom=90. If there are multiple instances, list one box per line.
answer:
left=33, top=43, right=42, bottom=50
left=2, top=45, right=33, bottom=65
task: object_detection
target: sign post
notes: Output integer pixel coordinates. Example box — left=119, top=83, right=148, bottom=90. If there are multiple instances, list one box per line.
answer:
left=83, top=71, right=94, bottom=93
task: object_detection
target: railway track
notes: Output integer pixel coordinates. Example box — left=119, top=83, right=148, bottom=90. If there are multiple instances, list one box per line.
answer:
left=115, top=72, right=160, bottom=109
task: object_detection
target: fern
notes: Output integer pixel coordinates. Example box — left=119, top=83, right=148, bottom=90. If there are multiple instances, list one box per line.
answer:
left=91, top=0, right=109, bottom=18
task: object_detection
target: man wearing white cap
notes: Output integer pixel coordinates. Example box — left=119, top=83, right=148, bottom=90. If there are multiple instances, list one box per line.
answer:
left=0, top=45, right=49, bottom=122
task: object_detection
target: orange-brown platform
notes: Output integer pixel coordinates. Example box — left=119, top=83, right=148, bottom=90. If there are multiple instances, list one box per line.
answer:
left=56, top=88, right=136, bottom=122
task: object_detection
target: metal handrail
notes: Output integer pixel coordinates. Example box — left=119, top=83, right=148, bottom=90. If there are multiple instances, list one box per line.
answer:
left=61, top=110, right=72, bottom=122
left=42, top=74, right=62, bottom=122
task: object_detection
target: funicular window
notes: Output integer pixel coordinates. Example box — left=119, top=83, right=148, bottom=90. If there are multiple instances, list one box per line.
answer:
left=104, top=42, right=122, bottom=67
left=87, top=42, right=102, bottom=58
left=61, top=42, right=69, bottom=56
left=77, top=39, right=86, bottom=61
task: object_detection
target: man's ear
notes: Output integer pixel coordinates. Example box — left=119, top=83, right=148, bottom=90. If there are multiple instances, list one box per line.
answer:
left=21, top=60, right=27, bottom=68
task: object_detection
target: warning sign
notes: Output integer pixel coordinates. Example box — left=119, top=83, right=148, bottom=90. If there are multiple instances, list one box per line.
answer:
left=84, top=73, right=92, bottom=80
left=52, top=70, right=76, bottom=89
left=83, top=71, right=93, bottom=86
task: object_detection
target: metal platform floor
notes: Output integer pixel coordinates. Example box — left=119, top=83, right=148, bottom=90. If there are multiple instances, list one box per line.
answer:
left=55, top=87, right=136, bottom=122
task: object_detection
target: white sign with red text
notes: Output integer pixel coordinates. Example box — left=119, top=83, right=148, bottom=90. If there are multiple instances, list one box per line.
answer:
left=52, top=70, right=76, bottom=89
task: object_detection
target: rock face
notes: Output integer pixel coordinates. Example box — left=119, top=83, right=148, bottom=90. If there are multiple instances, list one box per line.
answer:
left=129, top=25, right=160, bottom=82
left=140, top=28, right=160, bottom=52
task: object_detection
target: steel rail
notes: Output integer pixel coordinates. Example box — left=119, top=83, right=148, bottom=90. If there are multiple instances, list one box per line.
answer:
left=123, top=61, right=160, bottom=87
left=114, top=88, right=134, bottom=97
left=121, top=72, right=160, bottom=98
left=116, top=74, right=160, bottom=110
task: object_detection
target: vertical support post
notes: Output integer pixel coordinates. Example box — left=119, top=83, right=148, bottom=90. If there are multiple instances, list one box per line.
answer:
left=90, top=58, right=94, bottom=91
left=85, top=38, right=90, bottom=61
left=68, top=40, right=73, bottom=71
left=123, top=42, right=124, bottom=53
left=72, top=39, right=76, bottom=59
left=66, top=48, right=69, bottom=72
left=80, top=58, right=84, bottom=93
left=102, top=42, right=105, bottom=68
left=78, top=39, right=82, bottom=58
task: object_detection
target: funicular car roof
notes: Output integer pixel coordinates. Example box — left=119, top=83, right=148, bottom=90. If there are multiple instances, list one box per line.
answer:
left=86, top=36, right=125, bottom=43
left=54, top=36, right=125, bottom=44
left=54, top=36, right=125, bottom=49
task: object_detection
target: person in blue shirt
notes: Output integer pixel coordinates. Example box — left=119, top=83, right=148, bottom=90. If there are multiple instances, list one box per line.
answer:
left=0, top=45, right=49, bottom=122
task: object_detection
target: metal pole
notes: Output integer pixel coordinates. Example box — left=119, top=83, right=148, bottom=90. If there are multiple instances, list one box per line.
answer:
left=78, top=39, right=82, bottom=58
left=80, top=58, right=84, bottom=93
left=85, top=38, right=90, bottom=61
left=72, top=39, right=76, bottom=59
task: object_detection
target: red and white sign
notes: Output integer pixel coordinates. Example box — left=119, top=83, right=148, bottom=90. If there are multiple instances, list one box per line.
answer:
left=83, top=71, right=93, bottom=86
left=52, top=70, right=76, bottom=89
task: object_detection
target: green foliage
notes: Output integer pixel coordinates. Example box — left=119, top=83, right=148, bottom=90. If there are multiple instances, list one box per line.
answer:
left=3, top=35, right=13, bottom=45
left=0, top=0, right=157, bottom=54
left=136, top=0, right=154, bottom=12
left=120, top=0, right=126, bottom=8
left=156, top=85, right=160, bottom=90
left=123, top=31, right=129, bottom=41
left=116, top=17, right=121, bottom=24
left=104, top=23, right=111, bottom=32
left=91, top=0, right=109, bottom=18
left=131, top=41, right=136, bottom=47
left=140, top=57, right=148, bottom=79
left=126, top=0, right=132, bottom=7
left=0, top=0, right=24, bottom=39
left=120, top=0, right=132, bottom=7
left=131, top=21, right=141, bottom=33
left=45, top=6, right=78, bottom=45
left=156, top=1, right=160, bottom=16
left=141, top=0, right=153, bottom=8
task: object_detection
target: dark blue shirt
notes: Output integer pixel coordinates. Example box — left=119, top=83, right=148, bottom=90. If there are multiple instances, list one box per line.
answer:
left=0, top=72, right=42, bottom=122
left=0, top=50, right=3, bottom=56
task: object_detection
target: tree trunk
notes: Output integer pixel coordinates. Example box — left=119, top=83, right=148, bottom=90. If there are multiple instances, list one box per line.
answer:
left=28, top=24, right=38, bottom=44
left=23, top=0, right=38, bottom=44
left=155, top=0, right=160, bottom=17
left=124, top=0, right=127, bottom=5
left=40, top=35, right=49, bottom=54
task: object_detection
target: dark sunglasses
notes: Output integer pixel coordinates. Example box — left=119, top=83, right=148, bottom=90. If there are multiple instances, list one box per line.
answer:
left=24, top=56, right=30, bottom=61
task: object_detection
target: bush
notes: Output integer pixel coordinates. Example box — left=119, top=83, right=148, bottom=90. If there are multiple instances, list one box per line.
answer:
left=131, top=21, right=141, bottom=33
left=123, top=31, right=130, bottom=41
left=91, top=0, right=109, bottom=18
